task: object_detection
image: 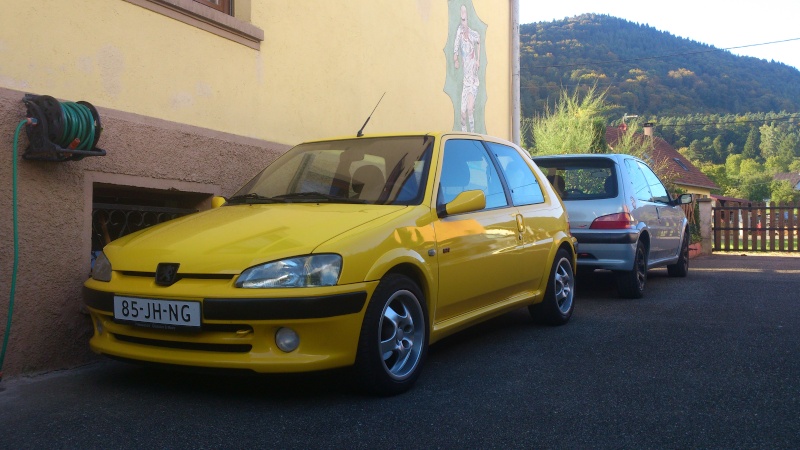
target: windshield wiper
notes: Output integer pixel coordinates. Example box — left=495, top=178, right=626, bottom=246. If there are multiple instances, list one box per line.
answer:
left=226, top=193, right=287, bottom=204
left=273, top=192, right=364, bottom=203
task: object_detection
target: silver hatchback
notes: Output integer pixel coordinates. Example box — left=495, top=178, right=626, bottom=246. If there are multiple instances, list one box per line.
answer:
left=532, top=154, right=692, bottom=298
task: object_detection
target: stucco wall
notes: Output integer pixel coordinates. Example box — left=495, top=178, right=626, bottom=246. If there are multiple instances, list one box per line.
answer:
left=0, top=87, right=288, bottom=376
left=1, top=0, right=514, bottom=144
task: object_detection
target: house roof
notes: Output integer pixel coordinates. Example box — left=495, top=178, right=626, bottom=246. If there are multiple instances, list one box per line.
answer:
left=605, top=126, right=719, bottom=191
left=710, top=194, right=752, bottom=205
left=773, top=172, right=800, bottom=189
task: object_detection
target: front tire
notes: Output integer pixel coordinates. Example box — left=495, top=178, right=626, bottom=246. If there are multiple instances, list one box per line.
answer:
left=529, top=248, right=575, bottom=325
left=616, top=240, right=647, bottom=299
left=667, top=232, right=690, bottom=277
left=353, top=274, right=428, bottom=396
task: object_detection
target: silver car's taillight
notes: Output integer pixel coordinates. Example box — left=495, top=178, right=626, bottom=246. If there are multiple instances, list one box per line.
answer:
left=590, top=212, right=635, bottom=229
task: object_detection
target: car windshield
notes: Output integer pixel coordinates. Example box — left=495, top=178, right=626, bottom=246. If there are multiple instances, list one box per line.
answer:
left=533, top=157, right=618, bottom=200
left=229, top=136, right=433, bottom=205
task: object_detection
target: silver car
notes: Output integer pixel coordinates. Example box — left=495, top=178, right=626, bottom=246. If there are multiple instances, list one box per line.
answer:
left=532, top=154, right=692, bottom=298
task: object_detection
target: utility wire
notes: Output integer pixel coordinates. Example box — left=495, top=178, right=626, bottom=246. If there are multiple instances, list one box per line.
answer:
left=656, top=114, right=800, bottom=128
left=527, top=37, right=800, bottom=69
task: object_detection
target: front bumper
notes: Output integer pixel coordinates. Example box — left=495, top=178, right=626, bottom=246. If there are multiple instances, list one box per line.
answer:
left=83, top=276, right=376, bottom=373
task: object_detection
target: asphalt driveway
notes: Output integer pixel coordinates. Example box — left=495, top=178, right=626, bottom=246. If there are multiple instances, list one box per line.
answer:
left=1, top=253, right=799, bottom=449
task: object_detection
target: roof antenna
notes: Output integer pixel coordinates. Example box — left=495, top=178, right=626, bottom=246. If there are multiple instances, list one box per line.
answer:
left=357, top=92, right=386, bottom=137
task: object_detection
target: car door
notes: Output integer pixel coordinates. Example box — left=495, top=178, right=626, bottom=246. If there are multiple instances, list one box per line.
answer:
left=432, top=138, right=526, bottom=323
left=486, top=141, right=551, bottom=291
left=637, top=161, right=684, bottom=260
left=623, top=158, right=663, bottom=260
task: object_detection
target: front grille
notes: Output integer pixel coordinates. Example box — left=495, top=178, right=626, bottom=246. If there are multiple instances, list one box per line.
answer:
left=113, top=334, right=252, bottom=353
left=118, top=271, right=234, bottom=281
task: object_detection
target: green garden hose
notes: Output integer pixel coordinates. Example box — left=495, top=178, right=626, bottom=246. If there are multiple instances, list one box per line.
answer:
left=0, top=118, right=28, bottom=381
left=58, top=102, right=95, bottom=151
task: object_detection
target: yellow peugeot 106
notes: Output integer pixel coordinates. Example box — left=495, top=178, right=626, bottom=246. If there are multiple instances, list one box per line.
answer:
left=84, top=132, right=577, bottom=395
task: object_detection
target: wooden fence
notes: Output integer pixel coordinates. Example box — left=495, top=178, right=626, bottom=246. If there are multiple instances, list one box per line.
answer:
left=712, top=202, right=799, bottom=252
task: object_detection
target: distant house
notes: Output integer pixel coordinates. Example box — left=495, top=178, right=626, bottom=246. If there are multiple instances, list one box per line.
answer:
left=605, top=123, right=719, bottom=198
left=773, top=173, right=800, bottom=191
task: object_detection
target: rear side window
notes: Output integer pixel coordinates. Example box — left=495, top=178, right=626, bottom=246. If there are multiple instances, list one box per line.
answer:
left=624, top=159, right=652, bottom=203
left=637, top=161, right=670, bottom=204
left=532, top=158, right=617, bottom=201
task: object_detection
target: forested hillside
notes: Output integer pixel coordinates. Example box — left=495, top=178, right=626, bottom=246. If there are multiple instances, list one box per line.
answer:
left=520, top=14, right=800, bottom=118
left=520, top=14, right=800, bottom=202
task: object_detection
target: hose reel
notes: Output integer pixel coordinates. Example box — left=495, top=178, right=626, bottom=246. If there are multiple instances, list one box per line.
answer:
left=22, top=94, right=106, bottom=162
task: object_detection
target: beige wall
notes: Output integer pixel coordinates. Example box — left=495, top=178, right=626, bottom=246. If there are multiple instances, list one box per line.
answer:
left=0, top=1, right=516, bottom=376
left=1, top=0, right=514, bottom=144
left=678, top=185, right=712, bottom=199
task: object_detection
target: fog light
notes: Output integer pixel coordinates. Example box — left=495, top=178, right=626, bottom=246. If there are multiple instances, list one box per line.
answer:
left=275, top=327, right=299, bottom=352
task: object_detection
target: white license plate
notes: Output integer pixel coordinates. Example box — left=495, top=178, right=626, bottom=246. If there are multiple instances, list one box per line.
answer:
left=113, top=296, right=201, bottom=329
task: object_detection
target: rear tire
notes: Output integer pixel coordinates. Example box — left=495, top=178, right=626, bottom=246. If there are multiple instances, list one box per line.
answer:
left=353, top=274, right=428, bottom=396
left=616, top=240, right=647, bottom=299
left=667, top=232, right=689, bottom=277
left=529, top=248, right=575, bottom=325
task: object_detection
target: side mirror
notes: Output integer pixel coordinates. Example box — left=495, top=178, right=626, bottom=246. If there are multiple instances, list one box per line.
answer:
left=678, top=193, right=693, bottom=205
left=211, top=196, right=227, bottom=208
left=442, top=190, right=486, bottom=216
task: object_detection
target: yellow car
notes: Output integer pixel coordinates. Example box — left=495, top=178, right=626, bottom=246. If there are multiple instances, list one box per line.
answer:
left=84, top=132, right=576, bottom=395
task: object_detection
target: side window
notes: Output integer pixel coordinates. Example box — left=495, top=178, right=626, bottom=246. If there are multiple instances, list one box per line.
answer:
left=637, top=162, right=670, bottom=203
left=625, top=159, right=652, bottom=203
left=487, top=143, right=544, bottom=205
left=439, top=140, right=508, bottom=210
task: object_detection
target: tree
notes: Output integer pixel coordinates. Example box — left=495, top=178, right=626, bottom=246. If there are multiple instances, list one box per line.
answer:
left=529, top=86, right=609, bottom=156
left=735, top=159, right=772, bottom=201
left=521, top=119, right=535, bottom=150
left=725, top=154, right=743, bottom=179
left=770, top=180, right=800, bottom=204
left=688, top=140, right=703, bottom=162
left=759, top=124, right=781, bottom=159
left=698, top=162, right=729, bottom=193
left=765, top=155, right=790, bottom=175
left=712, top=136, right=725, bottom=163
left=742, top=126, right=760, bottom=160
left=778, top=133, right=799, bottom=159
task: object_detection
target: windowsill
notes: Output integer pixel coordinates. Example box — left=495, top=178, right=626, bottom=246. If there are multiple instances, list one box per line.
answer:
left=125, top=0, right=264, bottom=50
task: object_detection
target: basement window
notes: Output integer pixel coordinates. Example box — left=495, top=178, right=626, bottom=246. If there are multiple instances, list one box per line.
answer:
left=91, top=184, right=210, bottom=258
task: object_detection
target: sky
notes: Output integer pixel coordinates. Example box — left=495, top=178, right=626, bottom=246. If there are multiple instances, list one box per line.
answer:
left=518, top=0, right=800, bottom=71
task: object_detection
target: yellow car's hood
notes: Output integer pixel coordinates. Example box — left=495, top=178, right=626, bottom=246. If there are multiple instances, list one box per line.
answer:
left=105, top=203, right=404, bottom=273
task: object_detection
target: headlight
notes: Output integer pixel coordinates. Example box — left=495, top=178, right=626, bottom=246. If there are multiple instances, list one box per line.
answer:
left=91, top=251, right=112, bottom=282
left=235, top=254, right=342, bottom=288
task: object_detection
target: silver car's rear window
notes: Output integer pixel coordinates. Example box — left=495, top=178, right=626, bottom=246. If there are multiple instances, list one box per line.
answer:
left=533, top=158, right=618, bottom=201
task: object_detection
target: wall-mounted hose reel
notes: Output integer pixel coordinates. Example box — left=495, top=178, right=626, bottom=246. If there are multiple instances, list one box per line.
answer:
left=22, top=94, right=106, bottom=162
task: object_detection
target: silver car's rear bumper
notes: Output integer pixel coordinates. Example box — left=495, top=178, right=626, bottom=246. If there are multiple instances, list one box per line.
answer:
left=573, top=230, right=639, bottom=271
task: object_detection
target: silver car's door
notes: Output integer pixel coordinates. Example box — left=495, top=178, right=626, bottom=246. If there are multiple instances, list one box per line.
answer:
left=623, top=159, right=663, bottom=260
left=637, top=162, right=683, bottom=260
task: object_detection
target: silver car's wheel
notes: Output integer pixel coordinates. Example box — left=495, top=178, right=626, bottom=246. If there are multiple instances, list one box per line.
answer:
left=668, top=232, right=690, bottom=277
left=354, top=274, right=428, bottom=396
left=529, top=248, right=575, bottom=325
left=616, top=240, right=647, bottom=299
